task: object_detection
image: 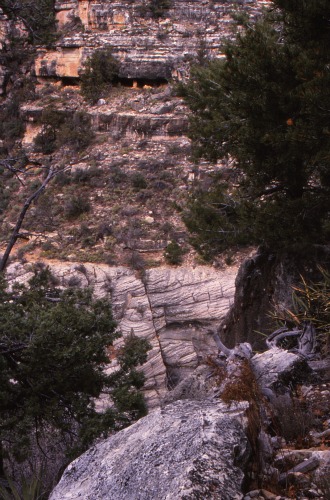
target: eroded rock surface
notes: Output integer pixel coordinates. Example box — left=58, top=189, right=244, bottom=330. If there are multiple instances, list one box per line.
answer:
left=34, top=0, right=271, bottom=82
left=6, top=261, right=237, bottom=406
left=50, top=399, right=250, bottom=500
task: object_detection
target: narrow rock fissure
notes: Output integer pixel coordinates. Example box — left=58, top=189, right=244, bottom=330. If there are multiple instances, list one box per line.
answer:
left=141, top=274, right=171, bottom=395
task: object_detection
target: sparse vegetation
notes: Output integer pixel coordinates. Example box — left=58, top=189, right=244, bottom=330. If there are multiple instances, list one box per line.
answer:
left=34, top=109, right=94, bottom=153
left=139, top=0, right=172, bottom=19
left=131, top=172, right=148, bottom=190
left=64, top=194, right=91, bottom=219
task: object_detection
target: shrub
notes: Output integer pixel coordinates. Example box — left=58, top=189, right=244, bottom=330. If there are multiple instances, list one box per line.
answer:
left=33, top=106, right=66, bottom=154
left=72, top=166, right=102, bottom=185
left=109, top=164, right=128, bottom=185
left=131, top=172, right=147, bottom=190
left=34, top=109, right=93, bottom=153
left=80, top=48, right=119, bottom=104
left=143, top=0, right=172, bottom=18
left=56, top=111, right=94, bottom=151
left=125, top=251, right=146, bottom=272
left=64, top=195, right=91, bottom=219
left=164, top=241, right=185, bottom=265
left=0, top=100, right=25, bottom=149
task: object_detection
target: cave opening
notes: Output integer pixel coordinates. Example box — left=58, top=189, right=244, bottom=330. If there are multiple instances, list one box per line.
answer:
left=61, top=77, right=79, bottom=86
left=115, top=77, right=168, bottom=88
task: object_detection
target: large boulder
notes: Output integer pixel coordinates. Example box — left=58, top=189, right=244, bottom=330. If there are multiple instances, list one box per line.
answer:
left=50, top=399, right=250, bottom=500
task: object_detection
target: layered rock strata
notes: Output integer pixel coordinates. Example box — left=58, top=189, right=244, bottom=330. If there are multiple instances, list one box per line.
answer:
left=6, top=261, right=237, bottom=406
left=35, top=0, right=271, bottom=81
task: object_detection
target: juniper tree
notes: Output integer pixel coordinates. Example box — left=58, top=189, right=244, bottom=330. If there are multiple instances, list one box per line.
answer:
left=181, top=0, right=330, bottom=257
left=0, top=267, right=150, bottom=488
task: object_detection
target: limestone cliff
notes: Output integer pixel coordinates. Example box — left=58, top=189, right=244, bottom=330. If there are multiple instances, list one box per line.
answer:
left=35, top=0, right=271, bottom=82
left=7, top=261, right=237, bottom=406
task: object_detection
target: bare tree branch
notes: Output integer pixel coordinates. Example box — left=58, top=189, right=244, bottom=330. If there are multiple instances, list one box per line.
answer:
left=0, top=164, right=68, bottom=272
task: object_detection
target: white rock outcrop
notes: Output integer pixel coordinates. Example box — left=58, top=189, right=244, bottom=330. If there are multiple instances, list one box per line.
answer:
left=6, top=262, right=237, bottom=406
left=50, top=399, right=250, bottom=500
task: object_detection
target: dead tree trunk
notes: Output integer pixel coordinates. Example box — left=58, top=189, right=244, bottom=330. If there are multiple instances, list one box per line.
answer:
left=266, top=322, right=317, bottom=358
left=0, top=168, right=56, bottom=273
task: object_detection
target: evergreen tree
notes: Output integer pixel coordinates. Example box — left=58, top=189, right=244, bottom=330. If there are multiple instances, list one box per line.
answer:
left=0, top=0, right=57, bottom=46
left=0, top=267, right=150, bottom=485
left=181, top=0, right=330, bottom=256
left=80, top=48, right=119, bottom=104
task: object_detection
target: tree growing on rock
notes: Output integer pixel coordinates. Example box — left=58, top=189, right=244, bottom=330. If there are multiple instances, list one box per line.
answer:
left=80, top=48, right=120, bottom=104
left=180, top=0, right=330, bottom=257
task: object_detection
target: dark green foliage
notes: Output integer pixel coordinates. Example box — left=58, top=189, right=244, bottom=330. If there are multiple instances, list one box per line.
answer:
left=72, top=166, right=102, bottom=185
left=164, top=241, right=185, bottom=265
left=80, top=48, right=119, bottom=104
left=180, top=0, right=330, bottom=255
left=148, top=0, right=172, bottom=18
left=131, top=172, right=148, bottom=190
left=56, top=111, right=94, bottom=151
left=183, top=180, right=250, bottom=260
left=33, top=106, right=66, bottom=154
left=0, top=268, right=151, bottom=487
left=0, top=163, right=14, bottom=216
left=125, top=251, right=147, bottom=272
left=64, top=194, right=91, bottom=219
left=138, top=0, right=172, bottom=19
left=0, top=0, right=57, bottom=46
left=34, top=109, right=94, bottom=153
left=0, top=100, right=25, bottom=149
left=0, top=268, right=117, bottom=462
left=110, top=334, right=151, bottom=421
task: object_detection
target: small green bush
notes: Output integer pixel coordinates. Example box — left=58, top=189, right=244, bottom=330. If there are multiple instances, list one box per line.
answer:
left=72, top=166, right=102, bottom=185
left=164, top=241, right=184, bottom=265
left=0, top=100, right=25, bottom=149
left=34, top=106, right=65, bottom=154
left=57, top=111, right=94, bottom=151
left=64, top=195, right=91, bottom=219
left=80, top=48, right=119, bottom=103
left=138, top=0, right=172, bottom=18
left=125, top=251, right=146, bottom=272
left=131, top=172, right=147, bottom=190
left=34, top=109, right=93, bottom=153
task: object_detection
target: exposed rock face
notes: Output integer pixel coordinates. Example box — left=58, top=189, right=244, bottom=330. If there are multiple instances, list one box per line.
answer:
left=50, top=399, right=250, bottom=500
left=220, top=250, right=330, bottom=351
left=6, top=262, right=237, bottom=407
left=34, top=0, right=271, bottom=81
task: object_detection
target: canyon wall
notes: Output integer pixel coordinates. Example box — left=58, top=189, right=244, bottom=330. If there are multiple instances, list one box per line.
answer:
left=6, top=261, right=237, bottom=407
left=35, top=0, right=271, bottom=82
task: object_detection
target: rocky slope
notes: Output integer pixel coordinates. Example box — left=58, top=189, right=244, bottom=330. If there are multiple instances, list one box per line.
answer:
left=0, top=0, right=270, bottom=267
